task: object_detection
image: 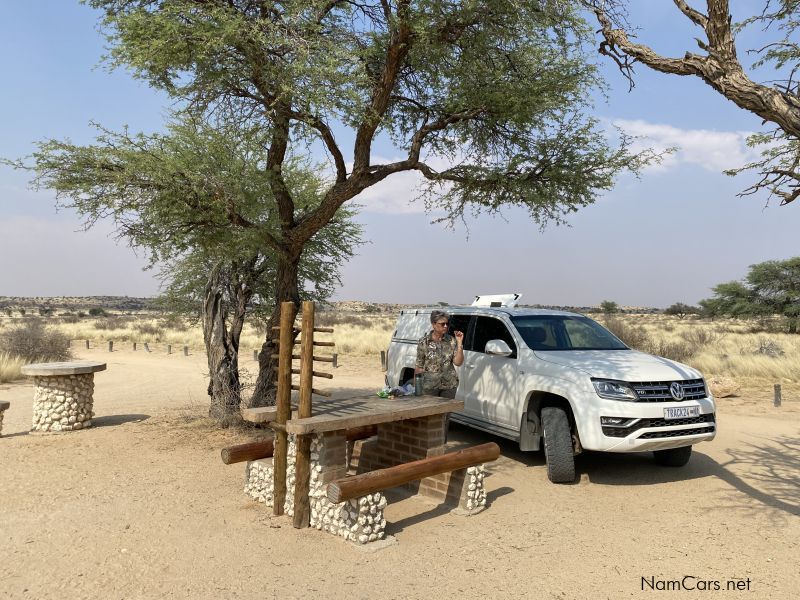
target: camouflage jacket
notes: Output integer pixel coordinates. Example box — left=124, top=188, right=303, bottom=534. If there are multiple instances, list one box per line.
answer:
left=415, top=331, right=459, bottom=393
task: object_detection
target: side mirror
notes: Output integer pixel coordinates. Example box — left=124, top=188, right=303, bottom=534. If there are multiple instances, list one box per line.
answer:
left=485, top=339, right=513, bottom=357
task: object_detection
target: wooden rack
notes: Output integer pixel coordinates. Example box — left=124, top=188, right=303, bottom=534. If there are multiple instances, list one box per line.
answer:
left=270, top=300, right=335, bottom=528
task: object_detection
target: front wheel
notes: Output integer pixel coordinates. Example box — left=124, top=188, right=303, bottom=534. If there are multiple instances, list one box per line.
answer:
left=541, top=407, right=575, bottom=483
left=653, top=445, right=692, bottom=467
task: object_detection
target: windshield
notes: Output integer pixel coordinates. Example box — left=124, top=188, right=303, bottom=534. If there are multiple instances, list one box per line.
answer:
left=510, top=315, right=628, bottom=351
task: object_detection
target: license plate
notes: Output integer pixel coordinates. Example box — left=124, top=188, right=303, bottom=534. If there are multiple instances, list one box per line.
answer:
left=664, top=406, right=700, bottom=420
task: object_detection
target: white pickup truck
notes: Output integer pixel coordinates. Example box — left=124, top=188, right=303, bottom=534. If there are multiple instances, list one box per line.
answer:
left=385, top=295, right=717, bottom=483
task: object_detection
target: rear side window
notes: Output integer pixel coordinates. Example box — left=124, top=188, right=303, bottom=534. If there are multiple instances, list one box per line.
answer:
left=448, top=314, right=472, bottom=348
left=472, top=316, right=517, bottom=358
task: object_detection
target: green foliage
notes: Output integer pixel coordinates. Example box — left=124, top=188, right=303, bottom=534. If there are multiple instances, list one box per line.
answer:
left=88, top=307, right=107, bottom=317
left=664, top=302, right=698, bottom=319
left=0, top=320, right=71, bottom=362
left=81, top=0, right=653, bottom=226
left=701, top=257, right=800, bottom=333
left=600, top=300, right=619, bottom=315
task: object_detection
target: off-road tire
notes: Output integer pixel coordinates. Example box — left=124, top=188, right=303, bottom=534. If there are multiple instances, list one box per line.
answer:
left=653, top=445, right=692, bottom=467
left=541, top=407, right=575, bottom=483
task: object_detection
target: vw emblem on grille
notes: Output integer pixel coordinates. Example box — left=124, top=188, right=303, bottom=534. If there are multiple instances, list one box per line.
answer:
left=669, top=382, right=685, bottom=401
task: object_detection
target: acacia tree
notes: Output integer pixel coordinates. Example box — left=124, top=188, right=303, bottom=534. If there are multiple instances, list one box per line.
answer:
left=664, top=302, right=698, bottom=319
left=700, top=257, right=800, bottom=332
left=83, top=0, right=655, bottom=403
left=588, top=0, right=800, bottom=205
left=21, top=115, right=361, bottom=415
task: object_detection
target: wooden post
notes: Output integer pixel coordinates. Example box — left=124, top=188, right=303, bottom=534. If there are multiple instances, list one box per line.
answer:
left=108, top=340, right=113, bottom=352
left=85, top=340, right=90, bottom=349
left=774, top=383, right=782, bottom=407
left=253, top=349, right=258, bottom=361
left=133, top=342, right=137, bottom=351
left=144, top=342, right=150, bottom=353
left=293, top=301, right=315, bottom=528
left=67, top=339, right=71, bottom=348
left=183, top=345, right=189, bottom=356
left=332, top=353, right=338, bottom=368
left=273, top=301, right=296, bottom=516
left=167, top=344, right=172, bottom=354
left=380, top=350, right=387, bottom=371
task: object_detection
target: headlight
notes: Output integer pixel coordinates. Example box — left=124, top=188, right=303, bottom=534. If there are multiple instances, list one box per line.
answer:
left=592, top=378, right=638, bottom=401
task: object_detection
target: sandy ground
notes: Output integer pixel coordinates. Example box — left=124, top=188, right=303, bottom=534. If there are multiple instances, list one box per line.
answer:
left=1, top=347, right=798, bottom=600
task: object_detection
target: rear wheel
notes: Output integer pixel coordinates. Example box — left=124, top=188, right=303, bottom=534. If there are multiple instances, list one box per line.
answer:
left=653, top=445, right=692, bottom=467
left=541, top=407, right=575, bottom=483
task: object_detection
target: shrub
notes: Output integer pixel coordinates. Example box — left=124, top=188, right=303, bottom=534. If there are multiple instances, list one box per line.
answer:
left=88, top=307, right=107, bottom=317
left=93, top=317, right=127, bottom=331
left=650, top=340, right=696, bottom=364
left=754, top=337, right=784, bottom=357
left=0, top=320, right=71, bottom=362
left=603, top=317, right=650, bottom=350
left=135, top=322, right=164, bottom=338
left=159, top=313, right=189, bottom=332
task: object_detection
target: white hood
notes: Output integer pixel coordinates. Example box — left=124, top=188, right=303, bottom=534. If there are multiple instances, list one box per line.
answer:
left=534, top=349, right=702, bottom=381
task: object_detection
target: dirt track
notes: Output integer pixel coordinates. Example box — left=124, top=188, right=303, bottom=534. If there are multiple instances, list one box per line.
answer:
left=1, top=348, right=798, bottom=599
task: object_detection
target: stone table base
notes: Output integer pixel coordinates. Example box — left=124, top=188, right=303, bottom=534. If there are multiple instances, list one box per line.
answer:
left=21, top=362, right=106, bottom=433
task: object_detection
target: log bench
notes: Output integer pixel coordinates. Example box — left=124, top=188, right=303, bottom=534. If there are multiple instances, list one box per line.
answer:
left=327, top=442, right=500, bottom=503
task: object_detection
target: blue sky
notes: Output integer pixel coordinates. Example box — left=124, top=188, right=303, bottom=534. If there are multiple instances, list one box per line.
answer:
left=1, top=1, right=797, bottom=307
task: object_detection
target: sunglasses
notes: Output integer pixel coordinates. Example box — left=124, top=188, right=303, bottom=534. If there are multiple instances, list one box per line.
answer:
left=435, top=322, right=449, bottom=327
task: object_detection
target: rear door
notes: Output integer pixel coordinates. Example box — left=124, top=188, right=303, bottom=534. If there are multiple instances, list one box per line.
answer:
left=460, top=315, right=519, bottom=427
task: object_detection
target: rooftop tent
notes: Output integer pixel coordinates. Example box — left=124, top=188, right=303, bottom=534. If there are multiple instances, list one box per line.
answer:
left=471, top=293, right=522, bottom=308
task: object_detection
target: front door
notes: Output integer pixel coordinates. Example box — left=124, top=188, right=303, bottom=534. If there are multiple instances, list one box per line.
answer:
left=460, top=316, right=519, bottom=428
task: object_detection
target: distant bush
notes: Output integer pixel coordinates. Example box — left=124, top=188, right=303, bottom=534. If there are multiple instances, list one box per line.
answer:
left=159, top=313, right=189, bottom=332
left=88, top=307, right=107, bottom=317
left=604, top=316, right=699, bottom=364
left=93, top=317, right=127, bottom=331
left=0, top=320, right=71, bottom=362
left=603, top=317, right=650, bottom=350
left=650, top=340, right=695, bottom=364
left=135, top=322, right=164, bottom=338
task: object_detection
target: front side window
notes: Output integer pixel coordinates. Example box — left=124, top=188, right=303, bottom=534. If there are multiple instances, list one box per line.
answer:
left=472, top=316, right=517, bottom=357
left=511, top=315, right=628, bottom=351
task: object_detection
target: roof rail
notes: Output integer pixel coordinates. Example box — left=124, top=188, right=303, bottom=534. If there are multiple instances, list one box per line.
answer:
left=471, top=293, right=522, bottom=308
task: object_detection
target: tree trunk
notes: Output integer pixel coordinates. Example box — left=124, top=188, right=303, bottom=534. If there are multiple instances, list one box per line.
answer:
left=250, top=251, right=302, bottom=407
left=203, top=264, right=242, bottom=425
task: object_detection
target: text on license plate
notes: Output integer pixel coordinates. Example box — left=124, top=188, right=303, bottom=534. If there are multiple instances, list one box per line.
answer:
left=664, top=406, right=700, bottom=420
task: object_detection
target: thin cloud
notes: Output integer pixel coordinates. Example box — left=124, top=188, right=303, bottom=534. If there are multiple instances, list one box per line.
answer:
left=613, top=119, right=759, bottom=172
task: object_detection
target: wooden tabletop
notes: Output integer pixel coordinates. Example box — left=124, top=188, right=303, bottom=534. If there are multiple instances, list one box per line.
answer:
left=282, top=395, right=464, bottom=435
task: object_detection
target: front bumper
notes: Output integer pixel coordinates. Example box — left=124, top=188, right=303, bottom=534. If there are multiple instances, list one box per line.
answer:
left=579, top=397, right=717, bottom=452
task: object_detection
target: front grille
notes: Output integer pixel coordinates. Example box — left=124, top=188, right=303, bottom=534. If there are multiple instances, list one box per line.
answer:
left=631, top=378, right=707, bottom=402
left=638, top=425, right=715, bottom=439
left=602, top=414, right=715, bottom=438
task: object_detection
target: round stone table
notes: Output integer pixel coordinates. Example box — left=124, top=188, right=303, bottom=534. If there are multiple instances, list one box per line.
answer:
left=0, top=400, right=9, bottom=436
left=21, top=361, right=107, bottom=433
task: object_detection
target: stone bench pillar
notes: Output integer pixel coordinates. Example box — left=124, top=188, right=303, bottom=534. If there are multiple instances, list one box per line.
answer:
left=0, top=401, right=9, bottom=437
left=21, top=362, right=107, bottom=433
